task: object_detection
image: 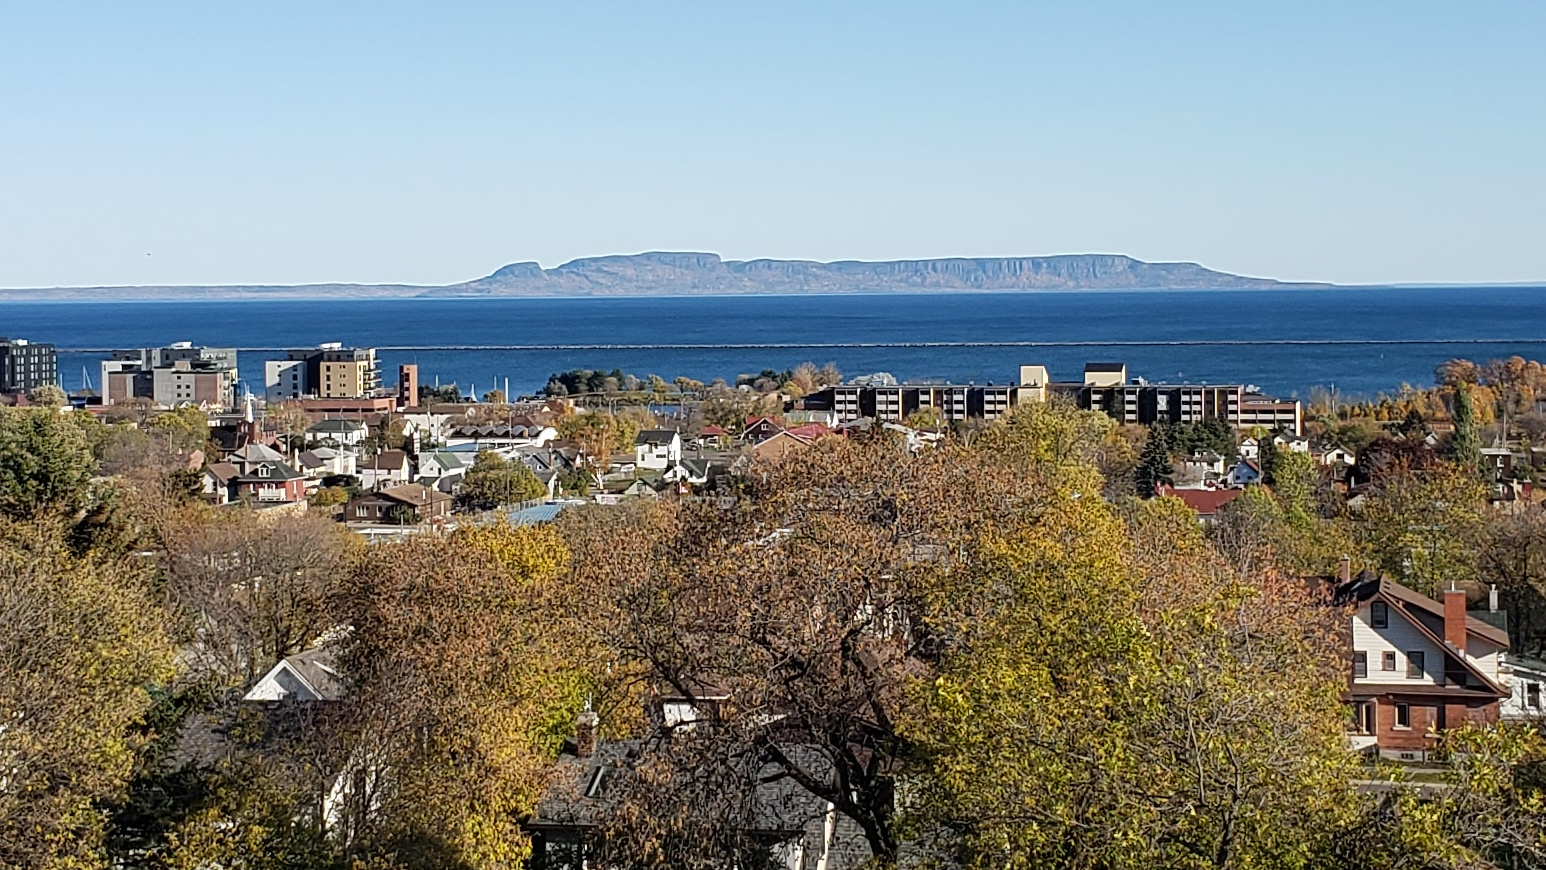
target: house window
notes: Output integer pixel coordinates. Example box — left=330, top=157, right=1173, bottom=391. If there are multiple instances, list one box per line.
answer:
left=355, top=506, right=367, bottom=517
left=1383, top=652, right=1397, bottom=671
left=1407, top=651, right=1425, bottom=679
left=1394, top=703, right=1411, bottom=729
left=1357, top=702, right=1376, bottom=735
left=1353, top=652, right=1367, bottom=679
left=1529, top=683, right=1542, bottom=710
left=1371, top=601, right=1388, bottom=629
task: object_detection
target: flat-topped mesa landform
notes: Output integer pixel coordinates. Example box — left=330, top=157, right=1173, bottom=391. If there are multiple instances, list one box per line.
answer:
left=0, top=253, right=1328, bottom=300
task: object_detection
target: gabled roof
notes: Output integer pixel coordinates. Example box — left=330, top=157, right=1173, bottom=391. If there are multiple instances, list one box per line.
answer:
left=1336, top=574, right=1509, bottom=696
left=360, top=449, right=409, bottom=470
left=785, top=422, right=831, bottom=440
left=1156, top=485, right=1243, bottom=517
left=377, top=483, right=452, bottom=508
left=235, top=461, right=305, bottom=483
left=419, top=450, right=466, bottom=471
left=698, top=425, right=729, bottom=436
left=635, top=429, right=680, bottom=446
left=205, top=461, right=241, bottom=484
left=242, top=647, right=347, bottom=702
left=307, top=418, right=366, bottom=433
left=229, top=443, right=285, bottom=464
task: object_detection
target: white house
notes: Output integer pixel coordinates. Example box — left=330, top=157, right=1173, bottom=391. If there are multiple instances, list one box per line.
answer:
left=358, top=449, right=413, bottom=490
left=243, top=648, right=348, bottom=703
left=634, top=429, right=682, bottom=471
left=1501, top=654, right=1546, bottom=721
left=1316, top=445, right=1357, bottom=468
left=296, top=447, right=357, bottom=480
left=306, top=418, right=369, bottom=448
left=417, top=450, right=469, bottom=494
left=1274, top=433, right=1312, bottom=454
left=1238, top=437, right=1260, bottom=462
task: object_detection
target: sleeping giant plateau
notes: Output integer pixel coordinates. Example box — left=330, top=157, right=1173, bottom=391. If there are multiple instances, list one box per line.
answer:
left=0, top=252, right=1328, bottom=300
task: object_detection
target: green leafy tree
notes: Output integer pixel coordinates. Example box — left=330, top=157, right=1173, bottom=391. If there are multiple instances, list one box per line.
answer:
left=459, top=450, right=546, bottom=510
left=0, top=407, right=95, bottom=519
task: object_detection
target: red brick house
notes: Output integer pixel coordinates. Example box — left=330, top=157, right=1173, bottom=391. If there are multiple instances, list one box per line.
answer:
left=1334, top=566, right=1510, bottom=761
left=231, top=461, right=308, bottom=504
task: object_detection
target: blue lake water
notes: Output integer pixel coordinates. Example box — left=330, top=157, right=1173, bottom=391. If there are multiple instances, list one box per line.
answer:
left=3, top=287, right=1546, bottom=400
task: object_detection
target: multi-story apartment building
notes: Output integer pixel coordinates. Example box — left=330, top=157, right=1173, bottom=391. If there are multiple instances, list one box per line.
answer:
left=265, top=343, right=380, bottom=402
left=815, top=382, right=1016, bottom=423
left=1044, top=362, right=1303, bottom=435
left=809, top=361, right=1297, bottom=432
left=0, top=338, right=58, bottom=394
left=101, top=342, right=238, bottom=409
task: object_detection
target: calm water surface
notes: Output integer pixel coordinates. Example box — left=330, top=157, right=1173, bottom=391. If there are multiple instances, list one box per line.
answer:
left=3, top=287, right=1545, bottom=399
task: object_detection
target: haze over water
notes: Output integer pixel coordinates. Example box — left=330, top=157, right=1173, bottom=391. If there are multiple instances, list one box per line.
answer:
left=7, top=286, right=1546, bottom=400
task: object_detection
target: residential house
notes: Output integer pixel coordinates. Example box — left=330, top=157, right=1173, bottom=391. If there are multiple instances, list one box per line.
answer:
left=633, top=429, right=682, bottom=471
left=344, top=483, right=453, bottom=524
left=226, top=441, right=288, bottom=475
left=663, top=458, right=712, bottom=487
left=358, top=449, right=413, bottom=490
left=202, top=461, right=241, bottom=505
left=231, top=461, right=309, bottom=504
left=1238, top=437, right=1260, bottom=462
left=1501, top=654, right=1546, bottom=721
left=1274, top=433, right=1312, bottom=454
left=742, top=416, right=784, bottom=445
left=1480, top=447, right=1525, bottom=482
left=296, top=447, right=358, bottom=481
left=1155, top=485, right=1244, bottom=526
left=525, top=712, right=872, bottom=870
left=306, top=418, right=369, bottom=448
left=243, top=647, right=348, bottom=703
left=750, top=430, right=815, bottom=463
left=1225, top=459, right=1262, bottom=488
left=1176, top=450, right=1225, bottom=485
left=1335, top=568, right=1510, bottom=761
left=416, top=450, right=469, bottom=494
left=692, top=425, right=731, bottom=449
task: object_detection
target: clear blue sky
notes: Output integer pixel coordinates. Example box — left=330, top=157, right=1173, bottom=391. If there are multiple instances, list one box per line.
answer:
left=2, top=2, right=1543, bottom=288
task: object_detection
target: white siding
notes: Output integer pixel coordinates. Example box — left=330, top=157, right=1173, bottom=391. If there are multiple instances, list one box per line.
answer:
left=1469, top=636, right=1504, bottom=683
left=1352, top=603, right=1444, bottom=687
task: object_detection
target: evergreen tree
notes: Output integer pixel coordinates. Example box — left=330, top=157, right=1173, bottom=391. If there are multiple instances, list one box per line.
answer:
left=1451, top=384, right=1483, bottom=469
left=1135, top=426, right=1174, bottom=498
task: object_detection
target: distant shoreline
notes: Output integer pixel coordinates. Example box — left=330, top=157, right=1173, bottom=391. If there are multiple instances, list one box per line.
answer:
left=7, top=284, right=1546, bottom=303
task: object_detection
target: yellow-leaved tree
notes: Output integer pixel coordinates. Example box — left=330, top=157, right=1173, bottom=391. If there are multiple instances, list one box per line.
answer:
left=333, top=521, right=596, bottom=869
left=0, top=517, right=173, bottom=869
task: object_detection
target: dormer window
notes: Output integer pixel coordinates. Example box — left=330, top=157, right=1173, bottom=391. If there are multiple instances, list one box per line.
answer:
left=1371, top=601, right=1388, bottom=629
left=257, top=466, right=271, bottom=478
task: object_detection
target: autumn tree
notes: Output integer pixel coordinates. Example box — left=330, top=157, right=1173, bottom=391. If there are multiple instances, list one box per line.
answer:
left=1356, top=464, right=1489, bottom=597
left=335, top=522, right=592, bottom=869
left=906, top=487, right=1358, bottom=870
left=0, top=518, right=173, bottom=868
left=161, top=507, right=359, bottom=688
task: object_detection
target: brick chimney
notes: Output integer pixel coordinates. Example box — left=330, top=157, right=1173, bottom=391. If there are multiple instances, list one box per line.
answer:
left=1443, top=583, right=1468, bottom=655
left=1338, top=555, right=1351, bottom=584
left=575, top=705, right=599, bottom=758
